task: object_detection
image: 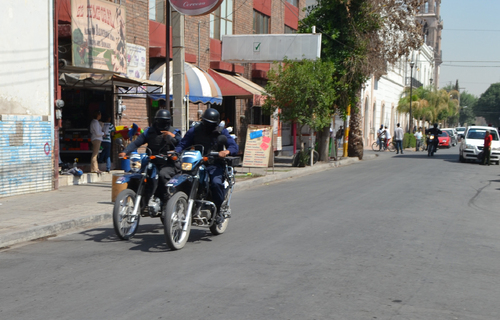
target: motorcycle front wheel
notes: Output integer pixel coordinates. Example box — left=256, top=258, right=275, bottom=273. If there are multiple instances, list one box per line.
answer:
left=164, top=192, right=191, bottom=250
left=210, top=215, right=229, bottom=235
left=113, top=189, right=140, bottom=240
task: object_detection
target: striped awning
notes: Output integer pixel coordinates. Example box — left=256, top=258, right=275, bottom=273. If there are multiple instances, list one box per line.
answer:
left=149, top=62, right=222, bottom=104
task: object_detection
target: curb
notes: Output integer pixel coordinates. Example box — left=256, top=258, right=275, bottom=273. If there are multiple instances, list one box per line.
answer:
left=0, top=154, right=377, bottom=248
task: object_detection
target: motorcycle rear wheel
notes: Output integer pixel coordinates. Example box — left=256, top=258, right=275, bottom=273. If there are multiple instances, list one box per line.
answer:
left=164, top=192, right=191, bottom=250
left=113, top=189, right=140, bottom=240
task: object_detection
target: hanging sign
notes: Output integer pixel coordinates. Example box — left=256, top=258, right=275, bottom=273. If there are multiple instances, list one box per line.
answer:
left=169, top=0, right=224, bottom=16
left=71, top=0, right=127, bottom=73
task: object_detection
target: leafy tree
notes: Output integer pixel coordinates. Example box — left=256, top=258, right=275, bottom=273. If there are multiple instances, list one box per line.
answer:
left=458, top=91, right=477, bottom=126
left=262, top=59, right=338, bottom=160
left=300, top=0, right=423, bottom=159
left=474, top=83, right=500, bottom=127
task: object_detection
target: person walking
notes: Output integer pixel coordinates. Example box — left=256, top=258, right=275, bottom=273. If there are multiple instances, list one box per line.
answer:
left=483, top=130, right=493, bottom=166
left=90, top=110, right=104, bottom=173
left=394, top=123, right=404, bottom=154
left=414, top=127, right=423, bottom=151
left=99, top=114, right=115, bottom=173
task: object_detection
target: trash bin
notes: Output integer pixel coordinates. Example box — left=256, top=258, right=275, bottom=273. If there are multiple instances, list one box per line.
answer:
left=111, top=173, right=127, bottom=202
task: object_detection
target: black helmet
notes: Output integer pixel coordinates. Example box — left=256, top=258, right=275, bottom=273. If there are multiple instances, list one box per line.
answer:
left=433, top=123, right=438, bottom=128
left=201, top=108, right=220, bottom=133
left=201, top=108, right=220, bottom=125
left=154, top=109, right=171, bottom=131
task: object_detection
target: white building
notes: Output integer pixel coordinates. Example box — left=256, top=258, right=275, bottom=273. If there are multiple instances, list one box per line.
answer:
left=0, top=2, right=54, bottom=197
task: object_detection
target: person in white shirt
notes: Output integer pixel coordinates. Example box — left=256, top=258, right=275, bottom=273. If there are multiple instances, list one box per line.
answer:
left=414, top=128, right=423, bottom=151
left=384, top=126, right=392, bottom=150
left=99, top=114, right=115, bottom=172
left=90, top=111, right=104, bottom=173
left=377, top=124, right=385, bottom=150
left=394, top=123, right=405, bottom=154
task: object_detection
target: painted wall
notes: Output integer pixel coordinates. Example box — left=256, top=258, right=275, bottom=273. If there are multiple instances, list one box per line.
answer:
left=0, top=2, right=53, bottom=197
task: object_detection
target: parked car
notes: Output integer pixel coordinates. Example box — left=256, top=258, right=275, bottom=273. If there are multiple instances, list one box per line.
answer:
left=456, top=127, right=466, bottom=140
left=438, top=131, right=451, bottom=148
left=459, top=126, right=500, bottom=164
left=441, top=128, right=458, bottom=146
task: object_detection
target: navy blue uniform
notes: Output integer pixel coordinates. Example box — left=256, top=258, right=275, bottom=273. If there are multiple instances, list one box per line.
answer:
left=175, top=124, right=238, bottom=211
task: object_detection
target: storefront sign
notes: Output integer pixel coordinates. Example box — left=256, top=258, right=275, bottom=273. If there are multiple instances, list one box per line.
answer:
left=126, top=43, right=147, bottom=79
left=169, top=0, right=224, bottom=16
left=71, top=0, right=127, bottom=73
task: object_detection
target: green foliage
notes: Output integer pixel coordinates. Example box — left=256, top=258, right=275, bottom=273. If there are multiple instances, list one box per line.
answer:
left=474, top=83, right=500, bottom=127
left=262, top=59, right=338, bottom=132
left=403, top=133, right=416, bottom=148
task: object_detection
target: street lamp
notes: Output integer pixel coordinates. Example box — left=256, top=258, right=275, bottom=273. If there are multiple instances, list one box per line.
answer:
left=409, top=61, right=415, bottom=133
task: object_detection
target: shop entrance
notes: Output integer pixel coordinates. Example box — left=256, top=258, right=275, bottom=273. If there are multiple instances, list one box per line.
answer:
left=59, top=88, right=114, bottom=166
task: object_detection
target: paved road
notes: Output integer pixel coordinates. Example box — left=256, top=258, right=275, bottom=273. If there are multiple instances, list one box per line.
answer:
left=1, top=147, right=500, bottom=319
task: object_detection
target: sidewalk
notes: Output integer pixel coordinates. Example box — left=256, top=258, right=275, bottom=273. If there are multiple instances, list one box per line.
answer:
left=0, top=154, right=377, bottom=249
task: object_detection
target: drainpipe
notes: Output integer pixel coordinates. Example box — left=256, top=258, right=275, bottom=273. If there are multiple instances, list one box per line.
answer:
left=52, top=0, right=60, bottom=189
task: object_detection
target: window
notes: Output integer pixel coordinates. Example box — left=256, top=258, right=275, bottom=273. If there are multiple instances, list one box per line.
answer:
left=253, top=10, right=270, bottom=34
left=149, top=0, right=165, bottom=24
left=210, top=0, right=234, bottom=40
left=286, top=0, right=298, bottom=6
left=284, top=25, right=296, bottom=34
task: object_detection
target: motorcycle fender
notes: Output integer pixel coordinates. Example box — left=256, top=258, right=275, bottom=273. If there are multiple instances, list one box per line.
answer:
left=166, top=174, right=193, bottom=190
left=115, top=173, right=143, bottom=184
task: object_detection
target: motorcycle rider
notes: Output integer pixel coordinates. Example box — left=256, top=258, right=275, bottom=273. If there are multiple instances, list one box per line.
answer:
left=118, top=109, right=181, bottom=198
left=426, top=123, right=442, bottom=153
left=175, top=108, right=239, bottom=222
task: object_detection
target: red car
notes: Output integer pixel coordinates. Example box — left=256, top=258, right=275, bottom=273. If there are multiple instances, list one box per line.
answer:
left=438, top=131, right=451, bottom=148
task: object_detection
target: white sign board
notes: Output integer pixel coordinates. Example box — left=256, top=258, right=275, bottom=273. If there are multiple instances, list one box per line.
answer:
left=221, top=34, right=321, bottom=63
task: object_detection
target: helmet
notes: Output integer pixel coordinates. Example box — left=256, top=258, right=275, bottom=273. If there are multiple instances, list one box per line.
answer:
left=154, top=109, right=171, bottom=131
left=201, top=108, right=220, bottom=133
left=201, top=108, right=220, bottom=125
left=433, top=123, right=438, bottom=128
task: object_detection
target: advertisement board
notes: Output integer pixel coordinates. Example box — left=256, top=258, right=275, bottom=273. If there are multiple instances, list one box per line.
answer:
left=169, top=0, right=223, bottom=16
left=71, top=0, right=127, bottom=73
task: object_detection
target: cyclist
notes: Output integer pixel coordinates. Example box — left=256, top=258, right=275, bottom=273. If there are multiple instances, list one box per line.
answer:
left=377, top=124, right=385, bottom=150
left=383, top=126, right=392, bottom=150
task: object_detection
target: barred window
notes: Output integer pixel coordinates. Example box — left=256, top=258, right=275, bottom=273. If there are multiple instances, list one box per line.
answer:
left=253, top=10, right=270, bottom=34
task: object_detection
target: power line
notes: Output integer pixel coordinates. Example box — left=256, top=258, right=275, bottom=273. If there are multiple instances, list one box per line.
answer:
left=441, top=64, right=500, bottom=68
left=445, top=28, right=500, bottom=32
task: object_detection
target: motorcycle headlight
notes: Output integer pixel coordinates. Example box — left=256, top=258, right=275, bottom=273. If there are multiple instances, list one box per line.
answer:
left=130, top=160, right=141, bottom=172
left=182, top=162, right=193, bottom=171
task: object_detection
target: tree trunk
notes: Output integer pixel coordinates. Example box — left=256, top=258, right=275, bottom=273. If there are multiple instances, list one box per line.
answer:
left=348, top=99, right=364, bottom=160
left=317, top=126, right=331, bottom=162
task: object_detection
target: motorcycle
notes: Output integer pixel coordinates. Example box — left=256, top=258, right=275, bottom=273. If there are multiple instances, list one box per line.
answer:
left=112, top=139, right=178, bottom=240
left=163, top=135, right=238, bottom=250
left=427, top=134, right=436, bottom=156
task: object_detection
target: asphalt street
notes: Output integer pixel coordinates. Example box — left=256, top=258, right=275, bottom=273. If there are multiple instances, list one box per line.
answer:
left=1, top=147, right=500, bottom=320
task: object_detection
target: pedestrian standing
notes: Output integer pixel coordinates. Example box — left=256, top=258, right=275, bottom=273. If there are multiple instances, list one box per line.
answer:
left=377, top=124, right=385, bottom=150
left=336, top=126, right=344, bottom=150
left=394, top=123, right=404, bottom=154
left=414, top=128, right=423, bottom=151
left=90, top=111, right=104, bottom=174
left=483, top=130, right=492, bottom=166
left=384, top=126, right=392, bottom=150
left=99, top=114, right=115, bottom=173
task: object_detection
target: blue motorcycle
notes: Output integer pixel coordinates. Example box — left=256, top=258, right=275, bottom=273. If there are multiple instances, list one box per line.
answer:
left=113, top=139, right=177, bottom=240
left=163, top=136, right=238, bottom=250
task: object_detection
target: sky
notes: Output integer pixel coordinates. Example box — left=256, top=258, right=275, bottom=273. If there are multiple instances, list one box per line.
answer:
left=439, top=0, right=500, bottom=97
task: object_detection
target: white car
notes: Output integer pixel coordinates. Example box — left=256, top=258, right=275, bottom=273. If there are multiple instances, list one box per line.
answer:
left=441, top=127, right=458, bottom=146
left=459, top=126, right=500, bottom=164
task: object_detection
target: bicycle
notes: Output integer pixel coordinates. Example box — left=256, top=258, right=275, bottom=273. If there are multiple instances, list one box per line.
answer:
left=371, top=139, right=396, bottom=152
left=292, top=147, right=319, bottom=167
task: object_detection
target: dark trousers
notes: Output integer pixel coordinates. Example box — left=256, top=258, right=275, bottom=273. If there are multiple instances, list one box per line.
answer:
left=207, top=164, right=226, bottom=211
left=99, top=141, right=111, bottom=171
left=155, top=166, right=179, bottom=198
left=395, top=140, right=403, bottom=153
left=483, top=147, right=491, bottom=165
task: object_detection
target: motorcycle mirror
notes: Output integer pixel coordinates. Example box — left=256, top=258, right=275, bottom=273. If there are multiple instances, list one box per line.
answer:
left=115, top=138, right=124, bottom=148
left=217, top=121, right=225, bottom=133
left=217, top=134, right=228, bottom=147
left=226, top=126, right=233, bottom=133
